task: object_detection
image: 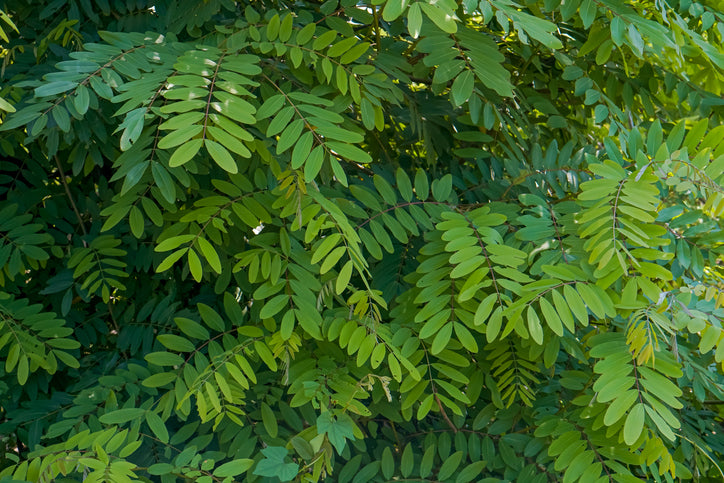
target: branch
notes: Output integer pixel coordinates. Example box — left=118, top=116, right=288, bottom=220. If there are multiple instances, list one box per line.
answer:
left=54, top=155, right=87, bottom=238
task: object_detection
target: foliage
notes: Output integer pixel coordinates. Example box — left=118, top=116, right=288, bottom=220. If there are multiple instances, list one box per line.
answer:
left=1, top=0, right=724, bottom=481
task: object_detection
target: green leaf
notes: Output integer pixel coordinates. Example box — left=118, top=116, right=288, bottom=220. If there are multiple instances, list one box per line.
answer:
left=382, top=0, right=407, bottom=21
left=16, top=356, right=28, bottom=385
left=400, top=443, right=414, bottom=477
left=267, top=14, right=280, bottom=41
left=594, top=104, right=609, bottom=124
left=254, top=340, right=278, bottom=371
left=157, top=334, right=196, bottom=352
left=188, top=248, right=202, bottom=281
left=623, top=403, right=645, bottom=445
left=551, top=289, right=575, bottom=332
left=291, top=131, right=314, bottom=169
left=279, top=13, right=293, bottom=42
left=326, top=141, right=372, bottom=164
left=74, top=85, right=89, bottom=114
left=437, top=450, right=463, bottom=481
left=486, top=307, right=503, bottom=342
left=99, top=408, right=146, bottom=424
left=197, top=237, right=222, bottom=274
left=304, top=145, right=325, bottom=182
left=380, top=447, right=395, bottom=479
left=151, top=162, right=176, bottom=202
left=145, top=411, right=169, bottom=443
left=261, top=402, right=279, bottom=437
left=373, top=174, right=397, bottom=205
left=313, top=30, right=337, bottom=51
left=145, top=351, right=184, bottom=366
left=420, top=444, right=435, bottom=478
left=407, top=3, right=423, bottom=38
left=420, top=2, right=457, bottom=33
left=431, top=322, right=453, bottom=354
left=576, top=283, right=606, bottom=319
left=129, top=205, right=144, bottom=238
left=35, top=81, right=78, bottom=97
left=626, top=24, right=644, bottom=56
left=267, top=106, right=295, bottom=136
left=148, top=463, right=175, bottom=475
left=431, top=174, right=452, bottom=201
left=527, top=306, right=543, bottom=344
left=169, top=138, right=203, bottom=167
left=253, top=446, right=299, bottom=481
left=142, top=372, right=178, bottom=388
left=475, top=294, right=497, bottom=326
left=317, top=411, right=355, bottom=454
left=260, top=294, right=289, bottom=319
left=214, top=459, right=254, bottom=477
left=205, top=139, right=238, bottom=173
left=564, top=284, right=589, bottom=325
left=611, top=16, right=625, bottom=46
left=604, top=390, right=638, bottom=426
left=395, top=168, right=413, bottom=202
left=579, top=0, right=597, bottom=29
left=256, top=94, right=286, bottom=120
left=198, top=303, right=225, bottom=331
left=0, top=96, right=15, bottom=113
left=539, top=297, right=563, bottom=336
left=336, top=260, right=354, bottom=294
left=158, top=124, right=203, bottom=149
left=320, top=246, right=346, bottom=274
left=277, top=118, right=305, bottom=154
left=296, top=22, right=316, bottom=45
left=451, top=70, right=474, bottom=107
left=157, top=249, right=188, bottom=272
left=328, top=37, right=358, bottom=58
left=340, top=42, right=370, bottom=64
left=207, top=125, right=251, bottom=157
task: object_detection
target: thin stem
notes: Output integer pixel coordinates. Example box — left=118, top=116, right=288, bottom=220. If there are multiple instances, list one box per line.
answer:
left=54, top=155, right=87, bottom=238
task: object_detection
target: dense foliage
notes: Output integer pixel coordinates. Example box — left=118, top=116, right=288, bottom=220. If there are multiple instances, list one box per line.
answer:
left=1, top=0, right=724, bottom=481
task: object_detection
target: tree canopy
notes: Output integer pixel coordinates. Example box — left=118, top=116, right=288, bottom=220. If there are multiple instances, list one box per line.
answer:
left=1, top=0, right=724, bottom=481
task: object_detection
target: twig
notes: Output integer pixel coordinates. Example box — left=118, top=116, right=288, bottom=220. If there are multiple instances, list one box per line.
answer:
left=433, top=393, right=458, bottom=433
left=54, top=155, right=87, bottom=238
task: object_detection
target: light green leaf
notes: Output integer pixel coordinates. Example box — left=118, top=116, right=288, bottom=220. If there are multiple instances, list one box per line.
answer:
left=407, top=3, right=422, bottom=38
left=326, top=141, right=372, bottom=164
left=623, top=403, right=645, bottom=445
left=527, top=306, right=543, bottom=344
left=317, top=411, right=355, bottom=454
left=197, top=237, right=222, bottom=274
left=214, top=459, right=254, bottom=477
left=604, top=390, right=639, bottom=426
left=158, top=124, right=203, bottom=149
left=336, top=260, right=354, bottom=294
left=204, top=139, right=237, bottom=173
left=145, top=411, right=169, bottom=443
left=260, top=294, right=289, bottom=319
left=188, top=248, right=203, bottom=281
left=420, top=2, right=457, bottom=33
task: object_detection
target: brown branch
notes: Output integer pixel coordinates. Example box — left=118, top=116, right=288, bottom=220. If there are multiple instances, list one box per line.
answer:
left=433, top=392, right=458, bottom=433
